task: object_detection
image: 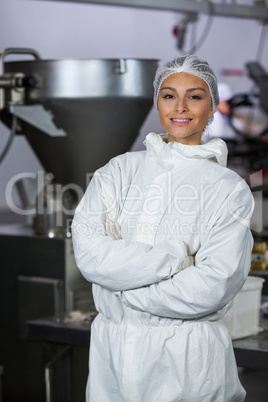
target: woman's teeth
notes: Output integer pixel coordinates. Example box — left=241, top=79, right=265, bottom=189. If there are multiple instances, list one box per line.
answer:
left=171, top=118, right=191, bottom=122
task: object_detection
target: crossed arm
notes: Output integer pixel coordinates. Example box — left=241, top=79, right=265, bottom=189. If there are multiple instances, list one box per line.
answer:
left=72, top=168, right=193, bottom=292
left=72, top=164, right=254, bottom=320
left=116, top=184, right=254, bottom=320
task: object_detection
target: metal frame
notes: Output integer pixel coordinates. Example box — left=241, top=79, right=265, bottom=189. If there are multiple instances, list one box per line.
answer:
left=35, top=0, right=268, bottom=21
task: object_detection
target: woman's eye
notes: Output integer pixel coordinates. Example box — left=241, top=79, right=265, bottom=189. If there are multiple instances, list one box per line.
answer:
left=163, top=94, right=174, bottom=99
left=190, top=95, right=201, bottom=100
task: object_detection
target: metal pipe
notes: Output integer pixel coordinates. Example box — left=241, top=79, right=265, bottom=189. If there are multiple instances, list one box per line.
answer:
left=35, top=0, right=268, bottom=21
left=44, top=346, right=71, bottom=402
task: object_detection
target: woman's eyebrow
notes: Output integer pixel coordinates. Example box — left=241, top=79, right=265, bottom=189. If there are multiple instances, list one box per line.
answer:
left=160, top=86, right=176, bottom=92
left=186, top=87, right=207, bottom=93
left=160, top=86, right=207, bottom=93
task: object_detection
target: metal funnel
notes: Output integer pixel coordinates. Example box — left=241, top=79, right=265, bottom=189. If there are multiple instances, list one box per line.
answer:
left=1, top=52, right=158, bottom=191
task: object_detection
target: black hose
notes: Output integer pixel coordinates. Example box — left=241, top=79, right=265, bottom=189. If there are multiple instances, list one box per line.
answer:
left=0, top=114, right=17, bottom=164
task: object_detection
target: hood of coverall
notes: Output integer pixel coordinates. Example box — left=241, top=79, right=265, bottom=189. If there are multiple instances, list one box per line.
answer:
left=144, top=133, right=228, bottom=167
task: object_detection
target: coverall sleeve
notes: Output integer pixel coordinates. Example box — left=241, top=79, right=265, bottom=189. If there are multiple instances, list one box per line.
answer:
left=71, top=162, right=191, bottom=292
left=117, top=180, right=255, bottom=319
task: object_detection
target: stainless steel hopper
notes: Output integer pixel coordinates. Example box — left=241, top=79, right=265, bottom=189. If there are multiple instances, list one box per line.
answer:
left=0, top=48, right=158, bottom=191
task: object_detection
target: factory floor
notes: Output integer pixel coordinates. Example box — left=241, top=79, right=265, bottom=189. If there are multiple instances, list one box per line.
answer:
left=238, top=368, right=268, bottom=401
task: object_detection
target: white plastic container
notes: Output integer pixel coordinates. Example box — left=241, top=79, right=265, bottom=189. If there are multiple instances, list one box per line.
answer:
left=221, top=276, right=264, bottom=340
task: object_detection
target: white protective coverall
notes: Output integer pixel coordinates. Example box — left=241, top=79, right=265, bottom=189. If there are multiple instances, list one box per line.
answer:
left=72, top=133, right=254, bottom=402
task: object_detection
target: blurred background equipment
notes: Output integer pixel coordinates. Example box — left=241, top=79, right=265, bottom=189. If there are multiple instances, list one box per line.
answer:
left=206, top=61, right=268, bottom=195
left=0, top=48, right=157, bottom=190
left=227, top=61, right=268, bottom=140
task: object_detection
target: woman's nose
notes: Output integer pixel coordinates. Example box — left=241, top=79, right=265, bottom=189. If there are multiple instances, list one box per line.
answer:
left=175, top=99, right=187, bottom=113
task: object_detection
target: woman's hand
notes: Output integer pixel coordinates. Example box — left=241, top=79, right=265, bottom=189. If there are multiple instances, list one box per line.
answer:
left=105, top=219, right=122, bottom=240
left=184, top=255, right=195, bottom=269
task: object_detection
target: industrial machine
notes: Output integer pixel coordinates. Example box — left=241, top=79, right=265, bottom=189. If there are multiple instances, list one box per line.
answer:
left=202, top=60, right=268, bottom=210
left=227, top=61, right=268, bottom=144
left=0, top=47, right=158, bottom=401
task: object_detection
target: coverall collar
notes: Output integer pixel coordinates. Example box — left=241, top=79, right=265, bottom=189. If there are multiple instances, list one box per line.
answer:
left=144, top=133, right=228, bottom=167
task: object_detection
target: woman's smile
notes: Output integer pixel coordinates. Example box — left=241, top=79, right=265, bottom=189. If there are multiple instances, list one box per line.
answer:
left=170, top=118, right=193, bottom=126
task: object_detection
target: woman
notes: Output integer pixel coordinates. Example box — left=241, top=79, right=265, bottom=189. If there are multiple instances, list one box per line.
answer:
left=72, top=55, right=254, bottom=402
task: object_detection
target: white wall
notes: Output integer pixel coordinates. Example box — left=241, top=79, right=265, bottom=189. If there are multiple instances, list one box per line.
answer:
left=0, top=0, right=267, bottom=211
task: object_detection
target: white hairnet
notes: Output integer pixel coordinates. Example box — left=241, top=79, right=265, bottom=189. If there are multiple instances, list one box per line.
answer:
left=153, top=55, right=220, bottom=125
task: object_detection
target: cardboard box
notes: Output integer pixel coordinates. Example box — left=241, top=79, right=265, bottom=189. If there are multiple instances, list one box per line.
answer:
left=221, top=276, right=264, bottom=340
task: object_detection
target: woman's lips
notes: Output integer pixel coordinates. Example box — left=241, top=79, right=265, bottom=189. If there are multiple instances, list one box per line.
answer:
left=170, top=118, right=192, bottom=125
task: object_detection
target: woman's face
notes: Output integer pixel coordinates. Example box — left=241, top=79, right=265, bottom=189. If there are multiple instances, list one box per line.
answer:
left=157, top=72, right=213, bottom=145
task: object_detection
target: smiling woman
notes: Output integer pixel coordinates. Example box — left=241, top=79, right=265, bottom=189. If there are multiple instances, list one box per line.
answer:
left=72, top=55, right=254, bottom=402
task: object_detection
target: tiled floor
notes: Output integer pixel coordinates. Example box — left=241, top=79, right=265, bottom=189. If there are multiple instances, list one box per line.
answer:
left=238, top=368, right=268, bottom=401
